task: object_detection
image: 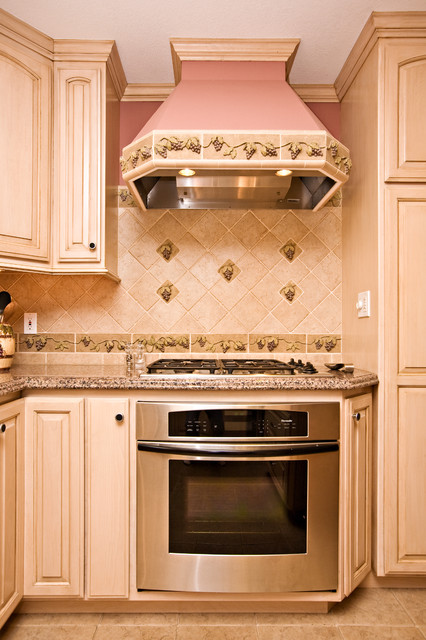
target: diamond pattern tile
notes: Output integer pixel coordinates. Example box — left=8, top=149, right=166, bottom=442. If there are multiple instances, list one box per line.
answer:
left=9, top=194, right=343, bottom=350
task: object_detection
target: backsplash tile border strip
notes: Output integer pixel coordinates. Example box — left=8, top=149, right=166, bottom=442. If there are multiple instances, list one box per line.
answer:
left=16, top=333, right=342, bottom=355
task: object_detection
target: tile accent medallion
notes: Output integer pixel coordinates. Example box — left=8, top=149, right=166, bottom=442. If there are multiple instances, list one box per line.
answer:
left=157, top=239, right=179, bottom=262
left=218, top=260, right=241, bottom=282
left=3, top=187, right=343, bottom=362
left=280, top=282, right=302, bottom=304
left=157, top=281, right=179, bottom=303
left=280, top=239, right=301, bottom=262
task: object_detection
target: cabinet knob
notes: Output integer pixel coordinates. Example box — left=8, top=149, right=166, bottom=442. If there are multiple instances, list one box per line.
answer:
left=115, top=413, right=124, bottom=423
left=0, top=423, right=6, bottom=433
left=89, top=242, right=96, bottom=251
left=352, top=412, right=361, bottom=421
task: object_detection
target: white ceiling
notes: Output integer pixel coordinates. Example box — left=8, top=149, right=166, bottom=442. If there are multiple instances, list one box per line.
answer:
left=1, top=0, right=426, bottom=85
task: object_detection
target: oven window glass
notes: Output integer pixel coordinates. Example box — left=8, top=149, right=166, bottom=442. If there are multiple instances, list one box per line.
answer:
left=169, top=460, right=307, bottom=555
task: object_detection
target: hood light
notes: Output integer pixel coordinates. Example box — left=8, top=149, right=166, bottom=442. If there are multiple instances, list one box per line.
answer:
left=275, top=169, right=292, bottom=177
left=179, top=168, right=196, bottom=177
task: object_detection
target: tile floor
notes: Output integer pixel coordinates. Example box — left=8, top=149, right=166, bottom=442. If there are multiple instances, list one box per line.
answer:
left=2, top=588, right=426, bottom=639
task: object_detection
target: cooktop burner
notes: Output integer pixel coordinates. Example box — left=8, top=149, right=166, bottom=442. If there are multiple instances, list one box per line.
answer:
left=147, top=358, right=319, bottom=375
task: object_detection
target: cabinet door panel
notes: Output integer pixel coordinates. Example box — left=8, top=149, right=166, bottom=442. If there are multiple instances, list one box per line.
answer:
left=344, top=394, right=372, bottom=594
left=24, top=399, right=84, bottom=597
left=385, top=388, right=426, bottom=573
left=0, top=42, right=50, bottom=263
left=54, top=65, right=102, bottom=264
left=384, top=41, right=426, bottom=180
left=86, top=398, right=129, bottom=598
left=385, top=189, right=426, bottom=373
left=0, top=400, right=24, bottom=629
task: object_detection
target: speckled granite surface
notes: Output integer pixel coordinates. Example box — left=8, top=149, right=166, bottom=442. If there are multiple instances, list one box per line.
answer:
left=0, top=364, right=378, bottom=395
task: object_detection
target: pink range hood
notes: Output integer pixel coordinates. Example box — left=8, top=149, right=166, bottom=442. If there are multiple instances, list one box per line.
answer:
left=120, top=50, right=351, bottom=211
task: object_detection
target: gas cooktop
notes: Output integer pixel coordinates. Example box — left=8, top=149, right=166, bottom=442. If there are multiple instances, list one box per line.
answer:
left=147, top=358, right=324, bottom=376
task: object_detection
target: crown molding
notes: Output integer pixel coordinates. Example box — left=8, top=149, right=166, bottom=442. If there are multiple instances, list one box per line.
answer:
left=122, top=83, right=174, bottom=101
left=336, top=11, right=426, bottom=100
left=292, top=84, right=338, bottom=102
left=169, top=38, right=300, bottom=84
left=122, top=82, right=338, bottom=103
left=0, top=8, right=53, bottom=60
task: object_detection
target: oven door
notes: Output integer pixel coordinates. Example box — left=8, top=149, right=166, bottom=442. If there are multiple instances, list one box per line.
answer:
left=137, top=442, right=339, bottom=593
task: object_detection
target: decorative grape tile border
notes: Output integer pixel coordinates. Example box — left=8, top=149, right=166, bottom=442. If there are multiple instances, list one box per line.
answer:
left=17, top=333, right=341, bottom=355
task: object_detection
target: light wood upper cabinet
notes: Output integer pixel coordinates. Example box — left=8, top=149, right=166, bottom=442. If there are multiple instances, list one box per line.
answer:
left=24, top=398, right=84, bottom=597
left=86, top=398, right=129, bottom=599
left=344, top=394, right=372, bottom=595
left=0, top=36, right=51, bottom=267
left=52, top=51, right=122, bottom=278
left=0, top=11, right=124, bottom=278
left=0, top=399, right=24, bottom=629
left=384, top=40, right=426, bottom=181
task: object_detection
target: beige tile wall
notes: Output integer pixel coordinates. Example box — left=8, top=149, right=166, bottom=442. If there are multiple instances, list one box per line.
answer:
left=1, top=189, right=342, bottom=362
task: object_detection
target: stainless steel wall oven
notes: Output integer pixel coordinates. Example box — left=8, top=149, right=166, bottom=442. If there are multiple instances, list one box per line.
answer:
left=136, top=402, right=339, bottom=593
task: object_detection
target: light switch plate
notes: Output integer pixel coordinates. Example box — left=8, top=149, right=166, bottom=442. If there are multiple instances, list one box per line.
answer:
left=24, top=312, right=37, bottom=334
left=356, top=291, right=370, bottom=318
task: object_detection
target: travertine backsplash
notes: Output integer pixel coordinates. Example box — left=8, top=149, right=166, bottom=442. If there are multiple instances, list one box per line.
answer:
left=1, top=189, right=342, bottom=364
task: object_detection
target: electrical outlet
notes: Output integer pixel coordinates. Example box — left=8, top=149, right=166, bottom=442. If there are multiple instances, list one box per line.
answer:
left=356, top=291, right=370, bottom=318
left=24, top=312, right=37, bottom=334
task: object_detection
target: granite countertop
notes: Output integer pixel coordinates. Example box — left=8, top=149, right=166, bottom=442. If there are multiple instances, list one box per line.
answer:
left=0, top=364, right=378, bottom=396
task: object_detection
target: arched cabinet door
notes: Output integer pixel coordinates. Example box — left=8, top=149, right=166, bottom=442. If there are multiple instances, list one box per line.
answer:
left=384, top=41, right=426, bottom=181
left=0, top=40, right=51, bottom=267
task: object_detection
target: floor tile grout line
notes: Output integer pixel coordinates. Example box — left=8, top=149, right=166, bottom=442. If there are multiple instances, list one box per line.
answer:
left=390, top=588, right=420, bottom=626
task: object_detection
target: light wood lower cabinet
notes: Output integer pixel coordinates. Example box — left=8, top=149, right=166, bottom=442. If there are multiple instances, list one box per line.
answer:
left=344, top=393, right=372, bottom=594
left=24, top=398, right=84, bottom=597
left=86, top=398, right=129, bottom=599
left=385, top=387, right=426, bottom=573
left=0, top=399, right=24, bottom=628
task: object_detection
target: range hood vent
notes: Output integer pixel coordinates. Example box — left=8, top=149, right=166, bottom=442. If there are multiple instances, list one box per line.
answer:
left=134, top=173, right=336, bottom=210
left=121, top=40, right=351, bottom=211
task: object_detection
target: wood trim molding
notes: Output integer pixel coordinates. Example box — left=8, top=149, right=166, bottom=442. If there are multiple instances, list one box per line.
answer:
left=53, top=39, right=117, bottom=61
left=0, top=8, right=53, bottom=60
left=122, top=82, right=338, bottom=103
left=292, top=84, right=338, bottom=102
left=335, top=11, right=426, bottom=100
left=106, top=41, right=127, bottom=100
left=122, top=83, right=174, bottom=101
left=169, top=38, right=300, bottom=83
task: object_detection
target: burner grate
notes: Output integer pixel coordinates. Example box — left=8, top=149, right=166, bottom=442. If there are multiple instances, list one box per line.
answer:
left=147, top=358, right=319, bottom=375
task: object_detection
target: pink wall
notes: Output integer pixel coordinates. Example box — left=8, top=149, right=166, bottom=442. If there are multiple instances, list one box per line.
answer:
left=307, top=102, right=340, bottom=139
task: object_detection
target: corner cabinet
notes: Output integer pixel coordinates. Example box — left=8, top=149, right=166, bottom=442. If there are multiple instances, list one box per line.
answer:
left=0, top=399, right=24, bottom=628
left=0, top=11, right=123, bottom=279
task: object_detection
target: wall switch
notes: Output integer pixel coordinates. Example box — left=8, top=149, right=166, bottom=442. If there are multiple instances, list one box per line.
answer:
left=356, top=291, right=371, bottom=318
left=24, top=312, right=37, bottom=334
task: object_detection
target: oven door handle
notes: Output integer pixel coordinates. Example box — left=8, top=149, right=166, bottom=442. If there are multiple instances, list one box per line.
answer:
left=137, top=441, right=338, bottom=456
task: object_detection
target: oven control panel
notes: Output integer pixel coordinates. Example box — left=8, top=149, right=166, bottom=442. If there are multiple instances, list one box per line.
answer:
left=169, top=409, right=308, bottom=438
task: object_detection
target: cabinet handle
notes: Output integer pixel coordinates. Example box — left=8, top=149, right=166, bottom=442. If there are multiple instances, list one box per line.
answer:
left=0, top=423, right=6, bottom=433
left=89, top=242, right=96, bottom=251
left=352, top=412, right=361, bottom=421
left=115, top=413, right=124, bottom=423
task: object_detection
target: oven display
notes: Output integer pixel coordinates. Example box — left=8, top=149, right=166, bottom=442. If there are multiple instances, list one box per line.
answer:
left=169, top=409, right=308, bottom=438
